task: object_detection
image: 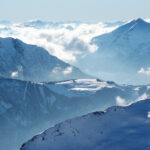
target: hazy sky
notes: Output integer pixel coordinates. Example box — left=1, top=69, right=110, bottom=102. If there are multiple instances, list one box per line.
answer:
left=0, top=0, right=150, bottom=22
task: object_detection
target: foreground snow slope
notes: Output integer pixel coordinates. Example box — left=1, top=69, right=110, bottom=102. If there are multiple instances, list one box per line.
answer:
left=0, top=37, right=88, bottom=82
left=21, top=98, right=150, bottom=150
left=1, top=78, right=150, bottom=150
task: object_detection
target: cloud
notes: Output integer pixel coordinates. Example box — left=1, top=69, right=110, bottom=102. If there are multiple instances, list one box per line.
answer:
left=52, top=66, right=73, bottom=75
left=146, top=19, right=150, bottom=23
left=63, top=66, right=73, bottom=75
left=11, top=71, right=18, bottom=78
left=0, top=21, right=116, bottom=63
left=137, top=93, right=149, bottom=101
left=11, top=66, right=23, bottom=78
left=138, top=67, right=150, bottom=76
left=52, top=67, right=60, bottom=74
left=116, top=96, right=126, bottom=106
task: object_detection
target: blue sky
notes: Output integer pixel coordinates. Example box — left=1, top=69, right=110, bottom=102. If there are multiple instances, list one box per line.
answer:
left=0, top=0, right=150, bottom=22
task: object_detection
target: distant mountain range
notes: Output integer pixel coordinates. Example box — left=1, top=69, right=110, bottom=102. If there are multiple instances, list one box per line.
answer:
left=0, top=37, right=89, bottom=82
left=1, top=19, right=150, bottom=84
left=0, top=18, right=150, bottom=150
left=1, top=78, right=150, bottom=150
left=20, top=98, right=150, bottom=150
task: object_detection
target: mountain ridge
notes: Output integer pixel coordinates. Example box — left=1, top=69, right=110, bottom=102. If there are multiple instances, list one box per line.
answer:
left=1, top=77, right=150, bottom=150
left=0, top=37, right=89, bottom=82
left=20, top=98, right=150, bottom=150
left=78, top=18, right=150, bottom=84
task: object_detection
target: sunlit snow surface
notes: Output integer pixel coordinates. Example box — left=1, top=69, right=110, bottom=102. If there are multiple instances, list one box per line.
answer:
left=21, top=98, right=150, bottom=150
left=47, top=79, right=114, bottom=97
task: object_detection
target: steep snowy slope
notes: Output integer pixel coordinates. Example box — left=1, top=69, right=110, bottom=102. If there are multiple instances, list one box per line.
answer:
left=0, top=37, right=88, bottom=82
left=93, top=18, right=150, bottom=59
left=78, top=18, right=150, bottom=84
left=20, top=98, right=150, bottom=150
left=1, top=78, right=150, bottom=150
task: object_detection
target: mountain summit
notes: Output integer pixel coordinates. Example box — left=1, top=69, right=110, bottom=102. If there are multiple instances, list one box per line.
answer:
left=78, top=18, right=150, bottom=84
left=112, top=18, right=150, bottom=33
left=0, top=37, right=89, bottom=82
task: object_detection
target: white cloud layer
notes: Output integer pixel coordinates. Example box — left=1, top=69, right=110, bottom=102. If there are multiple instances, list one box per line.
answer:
left=63, top=67, right=73, bottom=75
left=0, top=21, right=116, bottom=63
left=138, top=67, right=150, bottom=76
left=116, top=96, right=126, bottom=106
left=11, top=71, right=18, bottom=78
left=137, top=93, right=149, bottom=101
left=146, top=19, right=150, bottom=23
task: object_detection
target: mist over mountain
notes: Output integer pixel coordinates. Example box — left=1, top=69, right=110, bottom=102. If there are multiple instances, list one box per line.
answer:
left=1, top=77, right=150, bottom=150
left=0, top=18, right=150, bottom=150
left=0, top=20, right=117, bottom=62
left=20, top=98, right=150, bottom=150
left=1, top=0, right=150, bottom=149
left=0, top=18, right=150, bottom=84
left=74, top=18, right=150, bottom=84
left=0, top=37, right=89, bottom=82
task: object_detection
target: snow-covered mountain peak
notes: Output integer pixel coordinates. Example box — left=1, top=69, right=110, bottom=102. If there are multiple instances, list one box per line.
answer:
left=110, top=18, right=150, bottom=34
left=88, top=18, right=150, bottom=84
left=134, top=18, right=145, bottom=23
left=128, top=18, right=147, bottom=26
left=127, top=18, right=150, bottom=30
left=0, top=37, right=89, bottom=82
